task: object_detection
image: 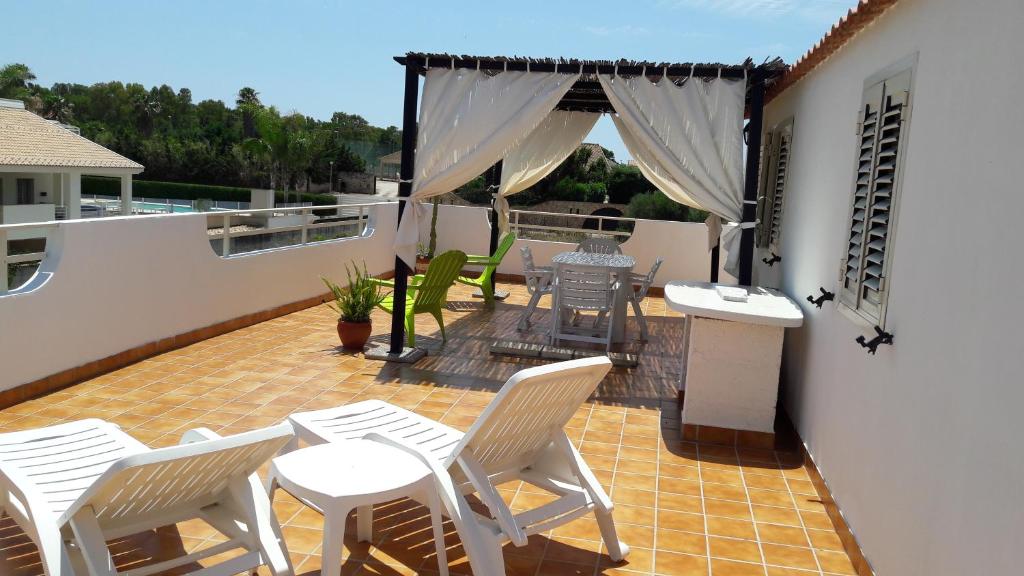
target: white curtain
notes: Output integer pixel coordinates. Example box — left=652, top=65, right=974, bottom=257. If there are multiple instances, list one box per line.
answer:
left=394, top=68, right=580, bottom=267
left=599, top=74, right=747, bottom=275
left=496, top=110, right=600, bottom=234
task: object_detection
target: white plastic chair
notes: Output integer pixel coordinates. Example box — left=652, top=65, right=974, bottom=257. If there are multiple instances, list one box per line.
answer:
left=0, top=419, right=295, bottom=576
left=628, top=257, right=663, bottom=340
left=576, top=237, right=622, bottom=255
left=550, top=264, right=618, bottom=352
left=518, top=246, right=553, bottom=331
left=288, top=357, right=627, bottom=576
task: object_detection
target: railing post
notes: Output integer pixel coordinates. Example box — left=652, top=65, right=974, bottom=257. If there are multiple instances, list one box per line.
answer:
left=222, top=214, right=231, bottom=256
left=358, top=205, right=365, bottom=236
left=513, top=210, right=520, bottom=235
left=0, top=229, right=7, bottom=293
left=300, top=208, right=309, bottom=245
left=598, top=216, right=604, bottom=233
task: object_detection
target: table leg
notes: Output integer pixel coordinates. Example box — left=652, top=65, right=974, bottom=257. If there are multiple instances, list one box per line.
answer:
left=426, top=488, right=449, bottom=576
left=612, top=280, right=629, bottom=343
left=356, top=504, right=373, bottom=543
left=321, top=508, right=348, bottom=576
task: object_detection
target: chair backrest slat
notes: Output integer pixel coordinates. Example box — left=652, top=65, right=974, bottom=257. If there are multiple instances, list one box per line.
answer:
left=414, top=250, right=468, bottom=310
left=556, top=265, right=616, bottom=310
left=445, top=357, right=612, bottom=475
left=576, top=237, right=621, bottom=255
left=63, top=424, right=292, bottom=525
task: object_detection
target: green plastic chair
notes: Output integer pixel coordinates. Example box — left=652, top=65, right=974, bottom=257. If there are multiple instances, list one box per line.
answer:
left=370, top=250, right=468, bottom=347
left=456, top=232, right=516, bottom=305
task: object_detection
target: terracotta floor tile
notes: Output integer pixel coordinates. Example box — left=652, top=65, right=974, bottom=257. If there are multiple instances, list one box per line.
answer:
left=760, top=543, right=818, bottom=571
left=706, top=517, right=758, bottom=541
left=711, top=557, right=769, bottom=576
left=708, top=536, right=763, bottom=563
left=654, top=550, right=709, bottom=575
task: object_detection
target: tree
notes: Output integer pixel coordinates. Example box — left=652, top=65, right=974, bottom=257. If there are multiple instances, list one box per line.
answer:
left=0, top=63, right=36, bottom=100
left=626, top=192, right=708, bottom=222
left=607, top=166, right=655, bottom=204
left=236, top=87, right=261, bottom=139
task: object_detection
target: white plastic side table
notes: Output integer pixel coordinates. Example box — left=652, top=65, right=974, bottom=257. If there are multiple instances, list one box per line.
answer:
left=266, top=440, right=448, bottom=576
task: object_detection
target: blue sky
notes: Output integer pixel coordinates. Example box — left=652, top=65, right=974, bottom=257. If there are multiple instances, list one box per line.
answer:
left=1, top=0, right=857, bottom=160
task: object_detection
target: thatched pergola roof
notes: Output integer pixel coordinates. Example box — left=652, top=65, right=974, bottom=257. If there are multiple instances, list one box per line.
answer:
left=394, top=53, right=787, bottom=114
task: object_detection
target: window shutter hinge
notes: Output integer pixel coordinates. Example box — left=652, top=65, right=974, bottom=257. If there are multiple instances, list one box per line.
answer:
left=855, top=121, right=862, bottom=136
left=878, top=275, right=887, bottom=291
left=839, top=259, right=847, bottom=283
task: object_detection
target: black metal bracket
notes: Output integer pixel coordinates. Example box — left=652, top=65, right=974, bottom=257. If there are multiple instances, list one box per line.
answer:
left=856, top=326, right=894, bottom=355
left=806, top=287, right=835, bottom=309
left=762, top=252, right=781, bottom=267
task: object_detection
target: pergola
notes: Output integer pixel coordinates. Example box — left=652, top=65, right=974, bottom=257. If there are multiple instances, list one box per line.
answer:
left=386, top=53, right=786, bottom=355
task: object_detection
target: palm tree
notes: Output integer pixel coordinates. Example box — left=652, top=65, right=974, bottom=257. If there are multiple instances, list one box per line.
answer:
left=240, top=107, right=301, bottom=204
left=41, top=83, right=74, bottom=123
left=0, top=63, right=36, bottom=100
left=236, top=87, right=261, bottom=139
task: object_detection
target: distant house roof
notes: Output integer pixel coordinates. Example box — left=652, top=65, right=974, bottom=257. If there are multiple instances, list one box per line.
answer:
left=580, top=143, right=618, bottom=169
left=769, top=0, right=902, bottom=101
left=0, top=101, right=143, bottom=171
left=378, top=150, right=403, bottom=164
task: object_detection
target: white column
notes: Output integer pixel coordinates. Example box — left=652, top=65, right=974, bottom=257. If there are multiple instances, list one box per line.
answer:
left=65, top=172, right=81, bottom=219
left=52, top=173, right=63, bottom=208
left=120, top=174, right=133, bottom=216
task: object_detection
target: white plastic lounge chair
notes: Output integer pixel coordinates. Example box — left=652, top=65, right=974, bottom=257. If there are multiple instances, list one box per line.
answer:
left=288, top=357, right=627, bottom=576
left=0, top=418, right=295, bottom=576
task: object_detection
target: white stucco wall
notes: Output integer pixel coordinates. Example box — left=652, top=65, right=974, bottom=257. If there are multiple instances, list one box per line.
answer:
left=757, top=1, right=1024, bottom=574
left=0, top=204, right=398, bottom=392
left=423, top=204, right=735, bottom=286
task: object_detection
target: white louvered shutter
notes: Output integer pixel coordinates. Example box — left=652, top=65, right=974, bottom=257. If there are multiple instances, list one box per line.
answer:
left=767, top=121, right=793, bottom=249
left=755, top=132, right=775, bottom=248
left=840, top=69, right=911, bottom=323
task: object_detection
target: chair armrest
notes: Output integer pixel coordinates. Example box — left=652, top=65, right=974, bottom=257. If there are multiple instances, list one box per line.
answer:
left=465, top=255, right=501, bottom=266
left=368, top=277, right=396, bottom=288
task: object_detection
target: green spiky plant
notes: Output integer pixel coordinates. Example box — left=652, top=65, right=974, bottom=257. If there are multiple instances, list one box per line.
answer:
left=322, top=262, right=388, bottom=323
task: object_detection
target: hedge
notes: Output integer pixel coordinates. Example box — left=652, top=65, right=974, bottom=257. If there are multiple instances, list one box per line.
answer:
left=81, top=176, right=336, bottom=206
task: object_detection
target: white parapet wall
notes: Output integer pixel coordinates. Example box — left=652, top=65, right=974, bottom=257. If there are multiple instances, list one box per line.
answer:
left=0, top=204, right=398, bottom=392
left=420, top=204, right=735, bottom=286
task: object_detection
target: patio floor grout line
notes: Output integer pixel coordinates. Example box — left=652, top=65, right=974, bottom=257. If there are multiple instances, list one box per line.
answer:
left=733, top=445, right=770, bottom=576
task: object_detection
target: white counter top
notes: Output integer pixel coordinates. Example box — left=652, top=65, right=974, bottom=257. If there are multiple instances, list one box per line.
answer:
left=664, top=281, right=804, bottom=328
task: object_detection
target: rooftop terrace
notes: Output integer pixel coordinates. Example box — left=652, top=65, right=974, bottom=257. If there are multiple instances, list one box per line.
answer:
left=0, top=282, right=857, bottom=576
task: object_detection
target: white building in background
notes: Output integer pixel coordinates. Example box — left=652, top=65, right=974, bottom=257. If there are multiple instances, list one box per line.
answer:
left=752, top=0, right=1023, bottom=574
left=0, top=98, right=143, bottom=224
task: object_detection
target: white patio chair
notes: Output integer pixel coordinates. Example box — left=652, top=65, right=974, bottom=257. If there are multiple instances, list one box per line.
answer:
left=576, top=237, right=622, bottom=255
left=0, top=419, right=295, bottom=576
left=517, top=246, right=553, bottom=331
left=628, top=257, right=664, bottom=341
left=287, top=357, right=627, bottom=576
left=550, top=264, right=618, bottom=352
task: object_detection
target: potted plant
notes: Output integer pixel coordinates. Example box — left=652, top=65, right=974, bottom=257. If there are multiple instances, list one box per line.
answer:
left=322, top=262, right=388, bottom=351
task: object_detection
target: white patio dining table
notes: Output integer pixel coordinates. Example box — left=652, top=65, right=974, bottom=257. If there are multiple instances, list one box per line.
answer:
left=551, top=251, right=636, bottom=343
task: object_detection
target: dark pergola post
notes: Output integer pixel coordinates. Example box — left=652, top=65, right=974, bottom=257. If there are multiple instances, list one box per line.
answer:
left=709, top=239, right=720, bottom=283
left=738, top=75, right=765, bottom=287
left=389, top=62, right=420, bottom=354
left=486, top=160, right=503, bottom=296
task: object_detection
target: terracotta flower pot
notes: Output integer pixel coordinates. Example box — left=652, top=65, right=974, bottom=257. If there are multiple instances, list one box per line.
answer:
left=337, top=319, right=372, bottom=351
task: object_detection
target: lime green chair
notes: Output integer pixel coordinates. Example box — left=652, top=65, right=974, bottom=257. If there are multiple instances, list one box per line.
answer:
left=456, top=232, right=516, bottom=305
left=371, top=250, right=468, bottom=347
